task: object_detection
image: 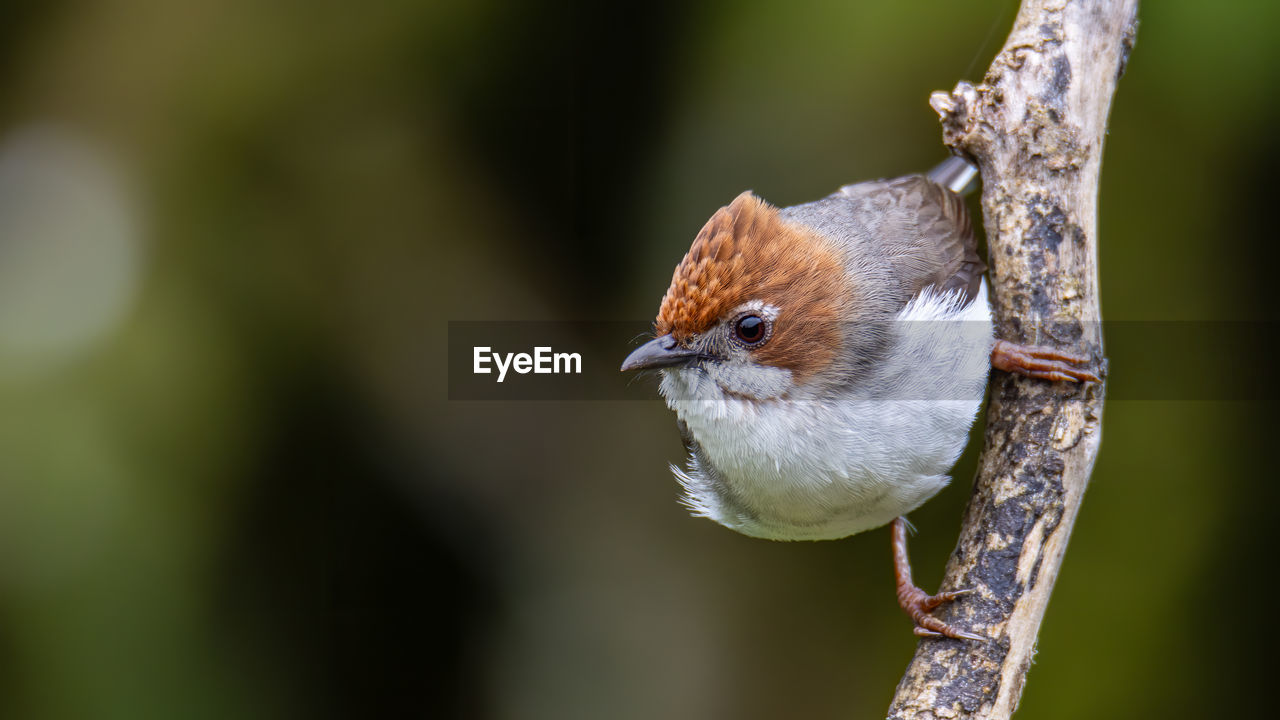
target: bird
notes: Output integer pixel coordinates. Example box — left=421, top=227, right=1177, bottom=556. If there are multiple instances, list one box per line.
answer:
left=621, top=156, right=1100, bottom=640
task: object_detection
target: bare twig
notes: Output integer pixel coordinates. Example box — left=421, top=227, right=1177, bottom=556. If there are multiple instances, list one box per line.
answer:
left=886, top=2, right=1137, bottom=718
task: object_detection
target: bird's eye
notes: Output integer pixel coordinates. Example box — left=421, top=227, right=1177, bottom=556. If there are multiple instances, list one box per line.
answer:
left=734, top=314, right=767, bottom=345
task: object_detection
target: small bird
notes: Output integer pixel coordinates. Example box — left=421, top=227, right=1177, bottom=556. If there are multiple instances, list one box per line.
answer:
left=622, top=157, right=1099, bottom=640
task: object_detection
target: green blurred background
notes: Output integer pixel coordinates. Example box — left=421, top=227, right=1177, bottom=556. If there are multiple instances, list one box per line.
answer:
left=0, top=1, right=1274, bottom=718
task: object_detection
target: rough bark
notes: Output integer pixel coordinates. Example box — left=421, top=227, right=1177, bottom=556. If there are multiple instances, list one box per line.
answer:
left=886, top=2, right=1136, bottom=718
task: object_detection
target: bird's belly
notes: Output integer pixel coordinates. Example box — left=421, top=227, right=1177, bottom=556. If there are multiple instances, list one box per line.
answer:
left=681, top=398, right=980, bottom=541
left=662, top=284, right=993, bottom=541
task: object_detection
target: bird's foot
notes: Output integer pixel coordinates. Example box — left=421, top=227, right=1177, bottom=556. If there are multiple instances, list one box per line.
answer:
left=990, top=339, right=1101, bottom=383
left=891, top=516, right=985, bottom=642
left=898, top=584, right=985, bottom=641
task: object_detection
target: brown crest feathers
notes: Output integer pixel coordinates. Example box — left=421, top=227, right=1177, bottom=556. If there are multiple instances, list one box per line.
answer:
left=654, top=191, right=849, bottom=381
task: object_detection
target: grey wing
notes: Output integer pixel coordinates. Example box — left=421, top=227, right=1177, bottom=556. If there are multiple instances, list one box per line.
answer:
left=894, top=176, right=986, bottom=302
left=780, top=175, right=986, bottom=310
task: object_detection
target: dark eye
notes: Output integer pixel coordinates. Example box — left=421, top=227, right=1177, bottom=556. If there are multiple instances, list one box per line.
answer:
left=734, top=314, right=767, bottom=345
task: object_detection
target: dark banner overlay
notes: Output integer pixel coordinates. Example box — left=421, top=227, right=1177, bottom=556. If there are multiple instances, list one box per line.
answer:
left=448, top=320, right=1275, bottom=401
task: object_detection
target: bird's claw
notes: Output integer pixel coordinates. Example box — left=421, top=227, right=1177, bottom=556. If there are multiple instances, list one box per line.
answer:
left=899, top=584, right=987, bottom=642
left=913, top=624, right=987, bottom=642
left=990, top=339, right=1102, bottom=383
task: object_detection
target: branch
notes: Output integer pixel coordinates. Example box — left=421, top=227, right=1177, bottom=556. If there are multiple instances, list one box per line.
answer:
left=887, top=2, right=1137, bottom=718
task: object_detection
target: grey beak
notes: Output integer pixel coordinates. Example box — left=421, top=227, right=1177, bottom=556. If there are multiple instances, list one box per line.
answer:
left=621, top=334, right=704, bottom=372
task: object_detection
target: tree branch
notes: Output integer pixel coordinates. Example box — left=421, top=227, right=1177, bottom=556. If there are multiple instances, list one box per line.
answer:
left=887, top=2, right=1137, bottom=718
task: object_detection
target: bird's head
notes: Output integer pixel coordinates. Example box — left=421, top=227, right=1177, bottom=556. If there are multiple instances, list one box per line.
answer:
left=621, top=191, right=861, bottom=400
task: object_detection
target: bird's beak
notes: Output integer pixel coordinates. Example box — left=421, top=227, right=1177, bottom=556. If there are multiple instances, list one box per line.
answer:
left=621, top=334, right=704, bottom=372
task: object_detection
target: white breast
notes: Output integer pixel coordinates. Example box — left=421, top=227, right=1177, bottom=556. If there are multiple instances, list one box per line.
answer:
left=660, top=282, right=993, bottom=541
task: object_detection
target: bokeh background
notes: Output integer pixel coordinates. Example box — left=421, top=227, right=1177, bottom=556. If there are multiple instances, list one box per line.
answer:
left=0, top=1, right=1274, bottom=718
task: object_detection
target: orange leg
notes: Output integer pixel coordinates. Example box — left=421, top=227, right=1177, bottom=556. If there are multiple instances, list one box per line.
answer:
left=892, top=517, right=985, bottom=641
left=990, top=340, right=1101, bottom=383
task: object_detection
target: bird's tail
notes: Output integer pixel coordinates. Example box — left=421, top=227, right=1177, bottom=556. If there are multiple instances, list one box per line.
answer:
left=927, top=155, right=980, bottom=196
